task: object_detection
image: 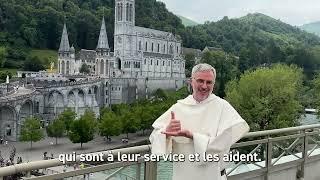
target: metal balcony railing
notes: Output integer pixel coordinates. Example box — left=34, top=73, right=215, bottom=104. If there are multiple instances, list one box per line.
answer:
left=0, top=124, right=320, bottom=180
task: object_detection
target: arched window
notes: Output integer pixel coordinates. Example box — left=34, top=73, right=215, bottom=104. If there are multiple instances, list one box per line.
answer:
left=139, top=41, right=141, bottom=50
left=126, top=3, right=129, bottom=21
left=36, top=102, right=40, bottom=113
left=100, top=60, right=104, bottom=74
left=117, top=3, right=121, bottom=21
left=66, top=61, right=70, bottom=74
left=117, top=58, right=121, bottom=70
left=157, top=44, right=160, bottom=52
left=120, top=3, right=123, bottom=21
left=145, top=42, right=148, bottom=51
left=169, top=44, right=173, bottom=54
left=129, top=4, right=133, bottom=22
left=151, top=43, right=154, bottom=52
left=163, top=44, right=166, bottom=53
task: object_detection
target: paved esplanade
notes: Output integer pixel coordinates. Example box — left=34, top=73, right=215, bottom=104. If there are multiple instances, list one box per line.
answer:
left=0, top=132, right=150, bottom=164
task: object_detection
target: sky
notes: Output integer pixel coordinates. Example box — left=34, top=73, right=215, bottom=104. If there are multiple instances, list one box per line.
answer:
left=157, top=0, right=320, bottom=26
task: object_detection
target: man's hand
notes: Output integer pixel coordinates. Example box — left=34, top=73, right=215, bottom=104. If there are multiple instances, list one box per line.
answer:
left=161, top=111, right=193, bottom=139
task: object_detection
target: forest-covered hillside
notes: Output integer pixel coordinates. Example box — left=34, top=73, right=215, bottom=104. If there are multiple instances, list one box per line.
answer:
left=181, top=13, right=320, bottom=53
left=1, top=1, right=320, bottom=80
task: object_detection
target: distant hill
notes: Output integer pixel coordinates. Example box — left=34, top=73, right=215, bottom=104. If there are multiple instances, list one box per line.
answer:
left=300, top=21, right=320, bottom=36
left=181, top=13, right=320, bottom=53
left=177, top=15, right=199, bottom=27
left=180, top=13, right=320, bottom=78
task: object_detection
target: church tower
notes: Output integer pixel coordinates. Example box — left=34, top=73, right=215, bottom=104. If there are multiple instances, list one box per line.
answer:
left=96, top=17, right=110, bottom=77
left=114, top=0, right=136, bottom=77
left=58, top=23, right=75, bottom=75
left=114, top=0, right=135, bottom=35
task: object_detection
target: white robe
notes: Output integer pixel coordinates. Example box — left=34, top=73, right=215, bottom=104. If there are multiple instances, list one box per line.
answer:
left=149, top=94, right=250, bottom=180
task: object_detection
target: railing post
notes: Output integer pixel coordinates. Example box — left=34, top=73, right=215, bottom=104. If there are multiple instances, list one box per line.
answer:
left=136, top=163, right=141, bottom=180
left=265, top=137, right=272, bottom=180
left=300, top=130, right=308, bottom=179
left=144, top=161, right=157, bottom=180
left=26, top=171, right=31, bottom=177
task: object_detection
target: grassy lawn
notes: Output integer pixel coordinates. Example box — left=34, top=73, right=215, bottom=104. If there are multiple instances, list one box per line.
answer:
left=30, top=49, right=57, bottom=69
left=0, top=68, right=18, bottom=74
left=0, top=49, right=58, bottom=75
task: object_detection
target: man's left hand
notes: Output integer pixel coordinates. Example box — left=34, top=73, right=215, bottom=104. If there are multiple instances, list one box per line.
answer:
left=161, top=112, right=193, bottom=139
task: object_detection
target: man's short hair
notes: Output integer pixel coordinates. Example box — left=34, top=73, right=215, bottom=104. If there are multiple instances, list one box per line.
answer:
left=191, top=63, right=216, bottom=78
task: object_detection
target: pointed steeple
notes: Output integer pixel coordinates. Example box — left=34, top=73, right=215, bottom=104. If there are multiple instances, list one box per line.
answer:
left=96, top=17, right=110, bottom=50
left=59, top=23, right=70, bottom=52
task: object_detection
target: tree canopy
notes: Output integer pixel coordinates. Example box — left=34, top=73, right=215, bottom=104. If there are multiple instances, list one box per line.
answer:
left=68, top=109, right=96, bottom=148
left=225, top=64, right=303, bottom=131
left=46, top=118, right=66, bottom=145
left=58, top=108, right=76, bottom=131
left=98, top=107, right=122, bottom=140
left=19, top=117, right=44, bottom=148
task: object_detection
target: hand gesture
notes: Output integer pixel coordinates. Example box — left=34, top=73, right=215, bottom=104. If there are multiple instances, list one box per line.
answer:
left=161, top=111, right=193, bottom=139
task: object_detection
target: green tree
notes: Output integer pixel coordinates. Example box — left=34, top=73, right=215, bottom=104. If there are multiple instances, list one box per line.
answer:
left=133, top=105, right=154, bottom=135
left=19, top=117, right=44, bottom=148
left=0, top=71, right=12, bottom=83
left=68, top=109, right=96, bottom=148
left=119, top=105, right=139, bottom=138
left=184, top=53, right=196, bottom=77
left=80, top=63, right=90, bottom=74
left=313, top=73, right=320, bottom=117
left=225, top=64, right=303, bottom=131
left=46, top=118, right=66, bottom=145
left=0, top=46, right=7, bottom=68
left=153, top=88, right=168, bottom=100
left=98, top=108, right=122, bottom=140
left=23, top=56, right=45, bottom=71
left=285, top=47, right=319, bottom=79
left=201, top=50, right=239, bottom=97
left=59, top=108, right=76, bottom=131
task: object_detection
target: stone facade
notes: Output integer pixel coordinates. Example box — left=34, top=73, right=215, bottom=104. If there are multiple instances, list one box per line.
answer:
left=57, top=0, right=185, bottom=79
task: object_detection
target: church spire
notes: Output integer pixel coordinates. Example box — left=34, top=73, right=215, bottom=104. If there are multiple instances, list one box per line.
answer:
left=59, top=23, right=70, bottom=52
left=96, top=17, right=110, bottom=50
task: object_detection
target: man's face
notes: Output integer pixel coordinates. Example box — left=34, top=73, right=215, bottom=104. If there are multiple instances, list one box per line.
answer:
left=191, top=70, right=214, bottom=102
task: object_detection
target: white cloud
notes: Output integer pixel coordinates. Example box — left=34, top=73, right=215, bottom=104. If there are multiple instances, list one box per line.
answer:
left=157, top=0, right=320, bottom=25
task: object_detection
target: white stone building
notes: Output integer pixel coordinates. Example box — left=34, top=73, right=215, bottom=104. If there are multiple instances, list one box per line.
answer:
left=57, top=0, right=185, bottom=79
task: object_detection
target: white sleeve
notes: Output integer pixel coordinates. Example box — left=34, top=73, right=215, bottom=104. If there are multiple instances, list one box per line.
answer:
left=193, top=101, right=249, bottom=155
left=149, top=128, right=173, bottom=155
left=149, top=107, right=174, bottom=155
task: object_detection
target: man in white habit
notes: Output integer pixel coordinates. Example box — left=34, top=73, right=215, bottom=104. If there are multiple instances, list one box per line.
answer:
left=149, top=63, right=250, bottom=180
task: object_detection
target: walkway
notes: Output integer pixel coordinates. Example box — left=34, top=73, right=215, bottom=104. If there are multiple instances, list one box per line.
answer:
left=0, top=131, right=151, bottom=164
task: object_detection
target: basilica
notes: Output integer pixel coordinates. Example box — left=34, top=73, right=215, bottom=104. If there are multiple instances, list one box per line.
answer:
left=58, top=0, right=185, bottom=79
